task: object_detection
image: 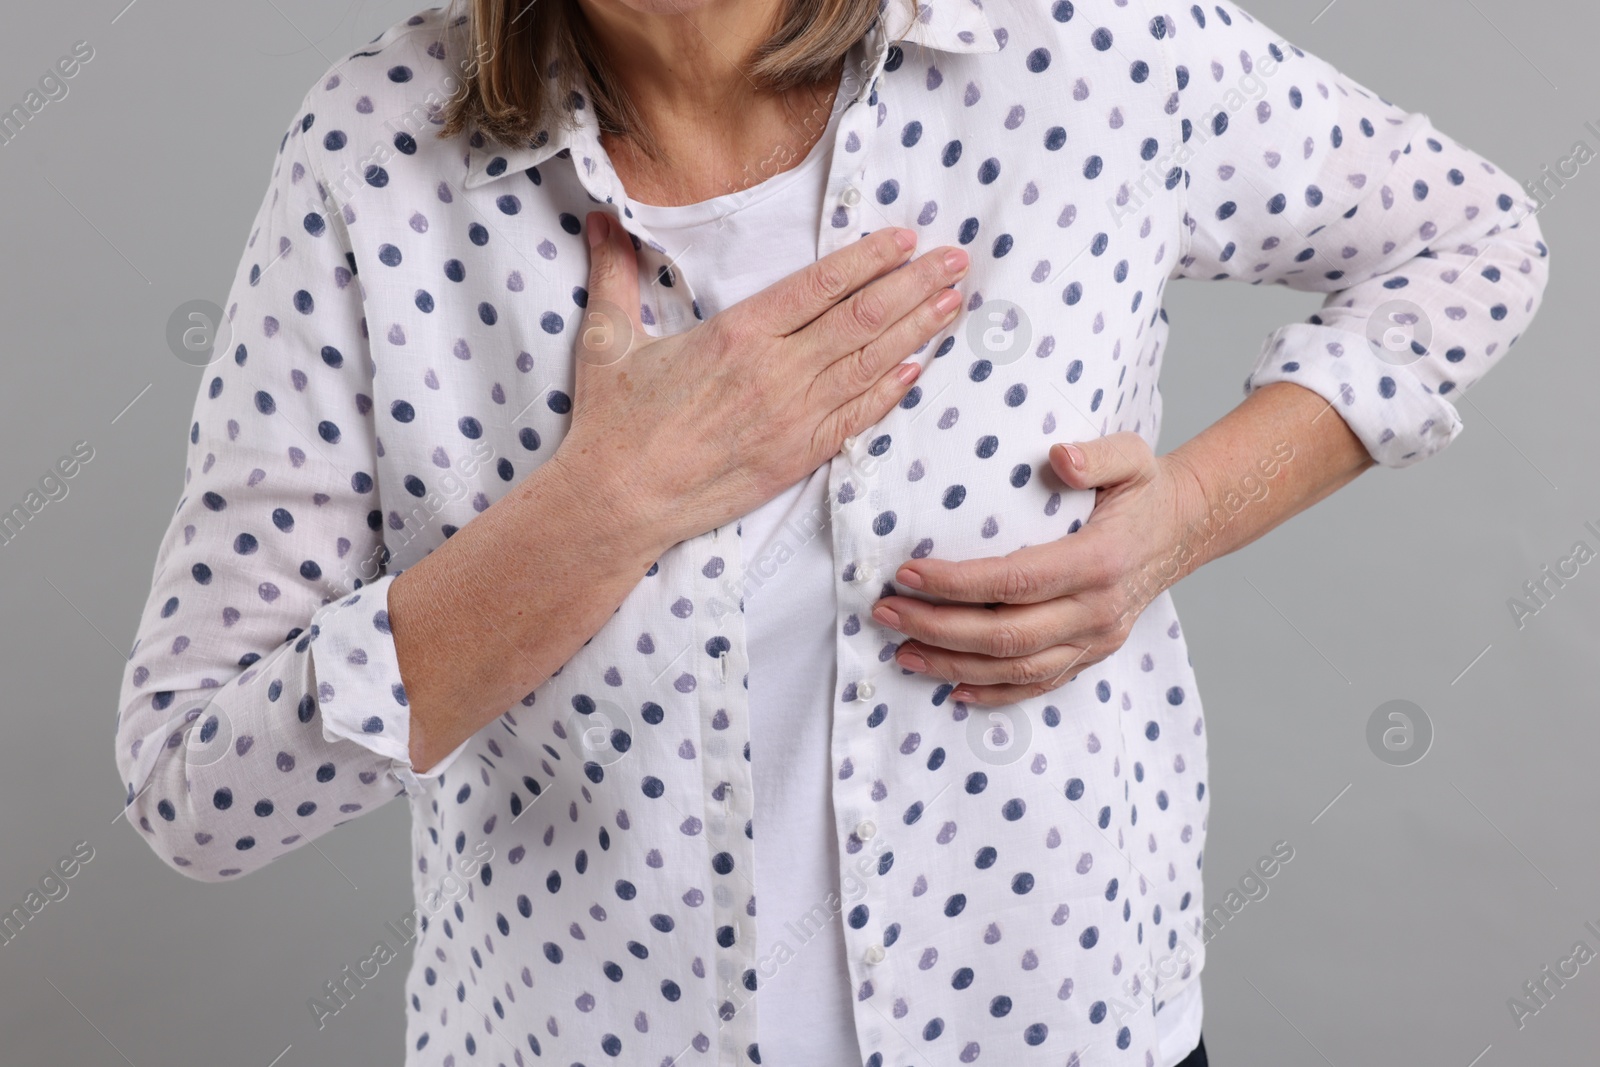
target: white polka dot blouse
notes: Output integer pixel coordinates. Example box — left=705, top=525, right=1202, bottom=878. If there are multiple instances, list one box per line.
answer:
left=115, top=2, right=1549, bottom=1064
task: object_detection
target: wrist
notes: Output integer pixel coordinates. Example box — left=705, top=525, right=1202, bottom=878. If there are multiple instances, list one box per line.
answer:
left=543, top=436, right=680, bottom=562
left=1153, top=451, right=1216, bottom=582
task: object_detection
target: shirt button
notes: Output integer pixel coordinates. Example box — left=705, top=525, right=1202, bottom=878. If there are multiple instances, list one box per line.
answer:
left=857, top=681, right=875, bottom=700
left=856, top=820, right=877, bottom=841
left=863, top=943, right=886, bottom=965
left=841, top=185, right=861, bottom=206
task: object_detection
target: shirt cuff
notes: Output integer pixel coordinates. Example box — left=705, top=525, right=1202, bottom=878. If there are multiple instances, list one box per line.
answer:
left=307, top=573, right=472, bottom=796
left=1245, top=322, right=1464, bottom=469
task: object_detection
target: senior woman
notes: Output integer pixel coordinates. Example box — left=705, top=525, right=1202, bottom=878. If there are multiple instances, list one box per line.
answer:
left=115, top=0, right=1548, bottom=1063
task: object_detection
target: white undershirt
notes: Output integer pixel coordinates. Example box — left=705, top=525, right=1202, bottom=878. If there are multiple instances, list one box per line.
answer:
left=625, top=99, right=1200, bottom=1067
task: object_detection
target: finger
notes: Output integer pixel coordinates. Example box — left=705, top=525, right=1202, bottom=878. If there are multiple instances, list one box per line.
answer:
left=813, top=355, right=925, bottom=451
left=894, top=536, right=1119, bottom=606
left=947, top=674, right=1091, bottom=707
left=799, top=245, right=969, bottom=365
left=872, top=597, right=1087, bottom=658
left=1047, top=431, right=1158, bottom=492
left=579, top=212, right=645, bottom=365
left=810, top=283, right=962, bottom=410
left=738, top=226, right=919, bottom=337
left=894, top=640, right=1097, bottom=693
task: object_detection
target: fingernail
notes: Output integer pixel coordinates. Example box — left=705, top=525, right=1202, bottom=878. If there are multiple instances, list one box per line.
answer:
left=872, top=604, right=901, bottom=629
left=896, top=361, right=920, bottom=385
left=943, top=248, right=968, bottom=273
left=934, top=289, right=961, bottom=315
left=896, top=566, right=923, bottom=589
left=587, top=213, right=608, bottom=248
left=951, top=688, right=975, bottom=703
left=898, top=648, right=928, bottom=672
left=894, top=228, right=917, bottom=251
left=1062, top=443, right=1086, bottom=471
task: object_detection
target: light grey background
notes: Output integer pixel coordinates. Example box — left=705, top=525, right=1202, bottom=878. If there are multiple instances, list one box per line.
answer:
left=0, top=1, right=1591, bottom=1065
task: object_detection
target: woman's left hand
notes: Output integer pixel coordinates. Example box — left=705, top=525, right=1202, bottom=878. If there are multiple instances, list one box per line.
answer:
left=871, top=432, right=1206, bottom=706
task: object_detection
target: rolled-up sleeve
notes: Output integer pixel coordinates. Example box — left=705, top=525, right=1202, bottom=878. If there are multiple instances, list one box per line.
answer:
left=114, top=86, right=468, bottom=882
left=1159, top=1, right=1550, bottom=467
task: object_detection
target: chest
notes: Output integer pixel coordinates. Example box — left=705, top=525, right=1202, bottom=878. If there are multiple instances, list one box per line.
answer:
left=353, top=29, right=1185, bottom=575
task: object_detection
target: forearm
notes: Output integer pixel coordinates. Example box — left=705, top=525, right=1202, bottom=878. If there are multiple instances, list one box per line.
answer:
left=1161, top=381, right=1375, bottom=582
left=390, top=449, right=674, bottom=772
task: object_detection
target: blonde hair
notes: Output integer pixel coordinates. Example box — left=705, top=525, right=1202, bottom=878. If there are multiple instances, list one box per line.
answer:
left=438, top=0, right=906, bottom=159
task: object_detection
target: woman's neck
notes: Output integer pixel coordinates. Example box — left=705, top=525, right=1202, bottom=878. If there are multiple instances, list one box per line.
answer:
left=579, top=0, right=781, bottom=117
left=577, top=0, right=845, bottom=206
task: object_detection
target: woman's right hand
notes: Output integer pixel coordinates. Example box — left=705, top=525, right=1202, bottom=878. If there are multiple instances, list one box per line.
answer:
left=560, top=212, right=970, bottom=547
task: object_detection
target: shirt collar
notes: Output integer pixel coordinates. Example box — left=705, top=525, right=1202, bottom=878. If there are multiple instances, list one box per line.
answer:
left=461, top=0, right=997, bottom=191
